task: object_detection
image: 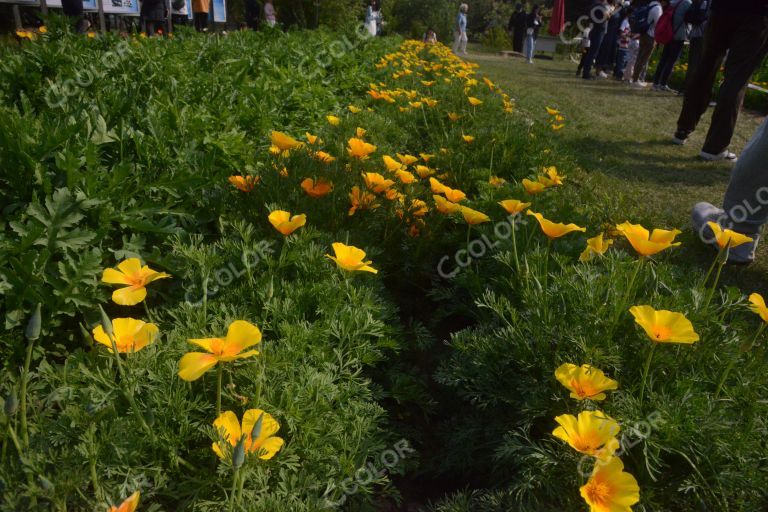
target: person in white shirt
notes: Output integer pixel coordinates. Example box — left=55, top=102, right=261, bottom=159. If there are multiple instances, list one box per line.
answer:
left=453, top=4, right=469, bottom=56
left=264, top=0, right=277, bottom=27
left=631, top=0, right=668, bottom=86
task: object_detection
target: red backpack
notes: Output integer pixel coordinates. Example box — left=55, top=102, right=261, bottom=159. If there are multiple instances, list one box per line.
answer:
left=654, top=2, right=681, bottom=45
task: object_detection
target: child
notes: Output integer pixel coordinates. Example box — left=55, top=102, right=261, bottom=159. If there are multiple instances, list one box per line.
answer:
left=423, top=28, right=438, bottom=44
left=576, top=24, right=592, bottom=77
left=622, top=32, right=641, bottom=82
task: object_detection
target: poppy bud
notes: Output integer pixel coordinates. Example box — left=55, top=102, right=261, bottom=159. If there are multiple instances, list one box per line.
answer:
left=98, top=305, right=113, bottom=336
left=4, top=393, right=18, bottom=416
left=232, top=435, right=247, bottom=469
left=25, top=303, right=41, bottom=341
left=80, top=323, right=93, bottom=347
left=250, top=412, right=264, bottom=440
left=38, top=475, right=54, bottom=492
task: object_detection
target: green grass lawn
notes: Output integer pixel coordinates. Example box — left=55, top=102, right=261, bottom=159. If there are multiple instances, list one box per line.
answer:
left=469, top=49, right=768, bottom=292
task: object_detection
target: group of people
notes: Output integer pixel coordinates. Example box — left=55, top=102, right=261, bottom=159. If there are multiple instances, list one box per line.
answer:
left=365, top=0, right=383, bottom=37
left=508, top=3, right=543, bottom=64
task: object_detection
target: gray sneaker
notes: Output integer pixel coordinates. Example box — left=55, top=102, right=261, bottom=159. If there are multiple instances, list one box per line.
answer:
left=691, top=202, right=758, bottom=264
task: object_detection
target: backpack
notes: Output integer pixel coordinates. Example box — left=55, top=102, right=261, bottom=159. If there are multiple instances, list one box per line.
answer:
left=629, top=5, right=653, bottom=34
left=172, top=0, right=185, bottom=10
left=684, top=1, right=709, bottom=25
left=654, top=2, right=681, bottom=45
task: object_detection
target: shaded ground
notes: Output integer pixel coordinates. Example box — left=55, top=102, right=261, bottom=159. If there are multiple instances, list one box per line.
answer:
left=470, top=50, right=768, bottom=291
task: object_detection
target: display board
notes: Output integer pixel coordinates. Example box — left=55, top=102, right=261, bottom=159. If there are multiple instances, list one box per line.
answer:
left=0, top=0, right=39, bottom=5
left=46, top=0, right=98, bottom=10
left=103, top=0, right=139, bottom=15
left=212, top=0, right=224, bottom=22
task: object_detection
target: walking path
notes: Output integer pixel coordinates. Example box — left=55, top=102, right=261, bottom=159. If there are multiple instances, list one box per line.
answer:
left=470, top=51, right=768, bottom=288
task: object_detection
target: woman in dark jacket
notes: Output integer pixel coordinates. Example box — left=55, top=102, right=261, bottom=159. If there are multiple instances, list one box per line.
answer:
left=142, top=0, right=168, bottom=36
left=508, top=3, right=527, bottom=53
left=524, top=4, right=542, bottom=64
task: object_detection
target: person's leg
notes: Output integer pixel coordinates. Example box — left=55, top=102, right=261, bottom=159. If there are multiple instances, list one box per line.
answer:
left=577, top=49, right=588, bottom=74
left=453, top=31, right=460, bottom=53
left=693, top=119, right=768, bottom=263
left=524, top=34, right=533, bottom=61
left=652, top=44, right=672, bottom=85
left=632, top=34, right=655, bottom=82
left=460, top=32, right=468, bottom=54
left=624, top=47, right=638, bottom=81
left=675, top=16, right=734, bottom=140
left=658, top=41, right=685, bottom=87
left=582, top=29, right=605, bottom=78
left=614, top=48, right=628, bottom=79
left=683, top=37, right=704, bottom=92
left=701, top=16, right=768, bottom=155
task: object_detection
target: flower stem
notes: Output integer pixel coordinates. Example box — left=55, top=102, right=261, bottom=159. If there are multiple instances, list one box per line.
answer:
left=142, top=300, right=155, bottom=325
left=608, top=258, right=643, bottom=338
left=703, top=247, right=729, bottom=310
left=19, top=336, right=35, bottom=449
left=105, top=332, right=152, bottom=437
left=638, top=343, right=657, bottom=406
left=216, top=364, right=223, bottom=417
left=228, top=468, right=240, bottom=512
left=511, top=215, right=520, bottom=275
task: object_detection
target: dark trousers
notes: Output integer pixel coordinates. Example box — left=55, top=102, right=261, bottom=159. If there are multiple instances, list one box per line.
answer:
left=653, top=40, right=685, bottom=86
left=193, top=12, right=208, bottom=31
left=582, top=27, right=606, bottom=78
left=244, top=0, right=259, bottom=29
left=683, top=36, right=705, bottom=92
left=677, top=15, right=768, bottom=154
left=513, top=28, right=525, bottom=52
left=632, top=33, right=656, bottom=82
left=614, top=47, right=630, bottom=79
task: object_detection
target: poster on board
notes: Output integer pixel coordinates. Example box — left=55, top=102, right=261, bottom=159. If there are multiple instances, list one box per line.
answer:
left=47, top=0, right=98, bottom=10
left=103, top=0, right=140, bottom=15
left=212, top=0, right=225, bottom=22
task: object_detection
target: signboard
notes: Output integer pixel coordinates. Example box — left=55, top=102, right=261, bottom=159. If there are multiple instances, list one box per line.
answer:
left=46, top=0, right=98, bottom=10
left=103, top=0, right=139, bottom=15
left=212, top=0, right=225, bottom=22
left=0, top=0, right=39, bottom=5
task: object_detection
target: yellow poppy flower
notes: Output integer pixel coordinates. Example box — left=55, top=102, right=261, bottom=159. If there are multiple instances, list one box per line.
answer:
left=546, top=107, right=560, bottom=115
left=305, top=132, right=322, bottom=145
left=552, top=411, right=620, bottom=460
left=541, top=166, right=565, bottom=186
left=459, top=206, right=490, bottom=225
left=348, top=105, right=362, bottom=114
left=383, top=155, right=404, bottom=172
left=38, top=26, right=48, bottom=34
left=616, top=222, right=681, bottom=257
left=423, top=98, right=439, bottom=108
left=268, top=210, right=306, bottom=236
left=347, top=138, right=377, bottom=160
left=270, top=131, right=302, bottom=151
left=228, top=175, right=260, bottom=192
left=498, top=199, right=531, bottom=215
left=301, top=178, right=333, bottom=198
left=397, top=153, right=419, bottom=166
left=415, top=165, right=436, bottom=179
left=448, top=112, right=461, bottom=122
left=101, top=258, right=170, bottom=306
left=526, top=211, right=586, bottom=239
left=748, top=293, right=768, bottom=322
left=93, top=318, right=159, bottom=354
left=212, top=409, right=285, bottom=461
left=522, top=178, right=547, bottom=195
left=395, top=170, right=417, bottom=184
left=409, top=101, right=423, bottom=108
left=433, top=195, right=461, bottom=214
left=313, top=150, right=336, bottom=164
left=579, top=234, right=614, bottom=262
left=467, top=97, right=483, bottom=107
left=178, top=320, right=262, bottom=381
left=348, top=186, right=379, bottom=216
left=462, top=134, right=475, bottom=144
left=419, top=153, right=435, bottom=162
left=87, top=31, right=97, bottom=39
left=554, top=363, right=618, bottom=401
left=325, top=243, right=378, bottom=273
left=326, top=115, right=341, bottom=126
left=551, top=123, right=566, bottom=131
left=489, top=176, right=506, bottom=187
left=706, top=222, right=754, bottom=249
left=109, top=491, right=140, bottom=512
left=629, top=305, right=699, bottom=344
left=363, top=172, right=395, bottom=194
left=580, top=457, right=640, bottom=512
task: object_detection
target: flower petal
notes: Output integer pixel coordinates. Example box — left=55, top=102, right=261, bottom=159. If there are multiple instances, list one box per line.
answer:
left=112, top=286, right=147, bottom=306
left=178, top=352, right=219, bottom=381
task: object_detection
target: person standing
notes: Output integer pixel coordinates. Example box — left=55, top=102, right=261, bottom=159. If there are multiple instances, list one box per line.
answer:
left=365, top=0, right=377, bottom=36
left=596, top=2, right=622, bottom=78
left=524, top=4, right=543, bottom=64
left=631, top=0, right=666, bottom=86
left=141, top=0, right=167, bottom=35
left=614, top=8, right=633, bottom=79
left=652, top=0, right=692, bottom=92
left=582, top=0, right=610, bottom=79
left=264, top=0, right=277, bottom=27
left=681, top=0, right=711, bottom=93
left=576, top=23, right=593, bottom=76
left=509, top=3, right=527, bottom=53
left=673, top=0, right=768, bottom=162
left=453, top=3, right=469, bottom=56
left=192, top=0, right=210, bottom=32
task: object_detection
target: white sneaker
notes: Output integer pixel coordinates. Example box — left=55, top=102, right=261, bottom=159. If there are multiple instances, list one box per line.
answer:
left=598, top=71, right=608, bottom=78
left=632, top=81, right=648, bottom=88
left=527, top=59, right=534, bottom=64
left=700, top=150, right=738, bottom=162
